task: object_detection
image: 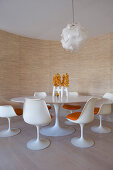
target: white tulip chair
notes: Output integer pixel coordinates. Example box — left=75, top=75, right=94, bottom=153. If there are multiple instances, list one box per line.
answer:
left=63, top=92, right=81, bottom=125
left=66, top=98, right=98, bottom=148
left=34, top=92, right=47, bottom=99
left=0, top=105, right=21, bottom=137
left=91, top=92, right=113, bottom=133
left=34, top=92, right=51, bottom=110
left=103, top=92, right=113, bottom=101
left=23, top=98, right=51, bottom=150
left=91, top=104, right=112, bottom=133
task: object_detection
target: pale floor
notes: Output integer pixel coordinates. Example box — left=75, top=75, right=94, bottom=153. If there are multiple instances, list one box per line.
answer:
left=0, top=108, right=113, bottom=170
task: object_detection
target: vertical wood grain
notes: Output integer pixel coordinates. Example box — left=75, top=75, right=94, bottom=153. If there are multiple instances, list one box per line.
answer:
left=0, top=30, right=113, bottom=98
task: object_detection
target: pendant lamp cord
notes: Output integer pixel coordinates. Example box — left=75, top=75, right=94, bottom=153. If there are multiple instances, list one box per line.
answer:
left=72, top=0, right=75, bottom=24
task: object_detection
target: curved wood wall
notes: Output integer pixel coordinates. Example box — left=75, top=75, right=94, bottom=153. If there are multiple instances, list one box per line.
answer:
left=0, top=30, right=113, bottom=98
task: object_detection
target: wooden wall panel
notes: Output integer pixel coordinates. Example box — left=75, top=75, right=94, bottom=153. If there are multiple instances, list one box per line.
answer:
left=110, top=32, right=113, bottom=92
left=0, top=30, right=20, bottom=98
left=49, top=35, right=111, bottom=95
left=20, top=37, right=50, bottom=96
left=0, top=29, right=113, bottom=98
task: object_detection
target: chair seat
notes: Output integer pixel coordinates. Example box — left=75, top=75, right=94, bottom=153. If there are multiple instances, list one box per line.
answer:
left=94, top=107, right=100, bottom=114
left=14, top=108, right=23, bottom=116
left=66, top=107, right=100, bottom=121
left=66, top=112, right=81, bottom=121
left=63, top=104, right=81, bottom=110
left=47, top=105, right=52, bottom=118
left=47, top=105, right=51, bottom=110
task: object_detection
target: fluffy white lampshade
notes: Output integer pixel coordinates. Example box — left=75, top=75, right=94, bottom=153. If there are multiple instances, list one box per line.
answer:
left=61, top=23, right=87, bottom=51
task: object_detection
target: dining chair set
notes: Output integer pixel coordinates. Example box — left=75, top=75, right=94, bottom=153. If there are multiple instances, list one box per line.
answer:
left=0, top=92, right=112, bottom=151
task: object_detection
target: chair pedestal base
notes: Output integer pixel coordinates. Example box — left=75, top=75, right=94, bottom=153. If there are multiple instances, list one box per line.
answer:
left=71, top=137, right=94, bottom=148
left=27, top=139, right=50, bottom=150
left=0, top=128, right=20, bottom=137
left=91, top=126, right=111, bottom=133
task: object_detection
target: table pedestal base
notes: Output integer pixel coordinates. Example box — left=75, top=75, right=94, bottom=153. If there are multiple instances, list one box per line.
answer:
left=40, top=125, right=75, bottom=136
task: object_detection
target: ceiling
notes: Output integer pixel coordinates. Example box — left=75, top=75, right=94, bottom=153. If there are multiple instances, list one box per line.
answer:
left=0, top=0, right=113, bottom=40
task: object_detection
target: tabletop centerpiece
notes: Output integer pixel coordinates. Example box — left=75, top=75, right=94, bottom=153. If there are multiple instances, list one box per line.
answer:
left=52, top=73, right=69, bottom=98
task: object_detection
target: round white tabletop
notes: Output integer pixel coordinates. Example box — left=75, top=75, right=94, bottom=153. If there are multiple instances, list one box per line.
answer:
left=11, top=95, right=112, bottom=137
left=11, top=95, right=93, bottom=104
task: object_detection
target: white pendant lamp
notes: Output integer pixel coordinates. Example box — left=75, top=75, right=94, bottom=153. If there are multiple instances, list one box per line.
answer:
left=61, top=0, right=87, bottom=51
